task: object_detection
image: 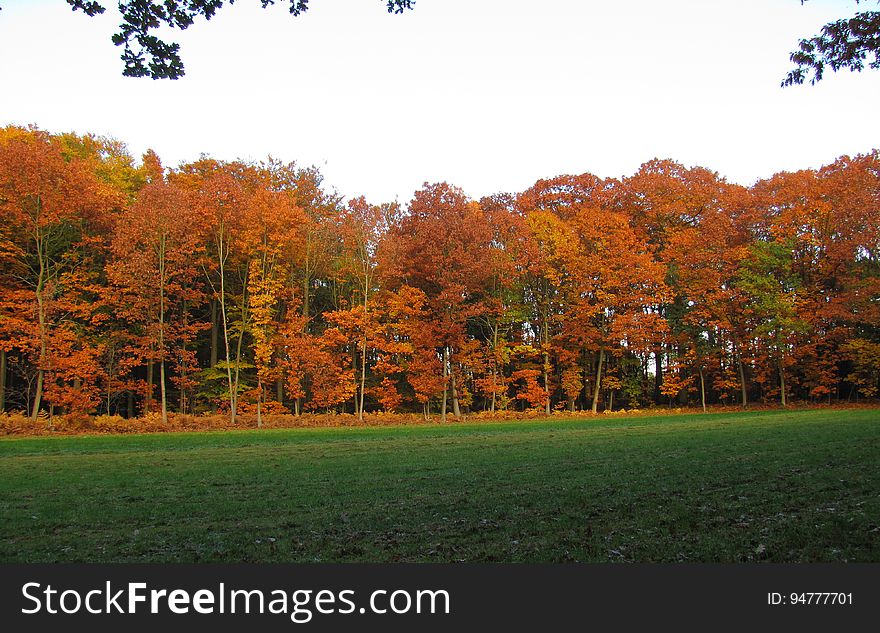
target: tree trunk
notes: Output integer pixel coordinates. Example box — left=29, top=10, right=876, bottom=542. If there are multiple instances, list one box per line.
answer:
left=146, top=359, right=154, bottom=413
left=302, top=275, right=310, bottom=330
left=276, top=377, right=283, bottom=406
left=159, top=357, right=168, bottom=424
left=216, top=230, right=236, bottom=424
left=358, top=336, right=367, bottom=421
left=256, top=378, right=263, bottom=428
left=441, top=346, right=449, bottom=423
left=779, top=356, right=787, bottom=407
left=451, top=361, right=462, bottom=418
left=210, top=299, right=219, bottom=368
left=105, top=350, right=114, bottom=415
left=230, top=269, right=249, bottom=424
left=449, top=345, right=462, bottom=418
left=734, top=340, right=748, bottom=408
left=608, top=390, right=614, bottom=412
left=653, top=348, right=663, bottom=405
left=179, top=301, right=188, bottom=415
left=542, top=313, right=551, bottom=415
left=31, top=228, right=47, bottom=422
left=126, top=391, right=134, bottom=419
left=158, top=233, right=168, bottom=425
left=699, top=367, right=707, bottom=413
left=592, top=347, right=605, bottom=414
left=0, top=349, right=5, bottom=412
left=209, top=299, right=219, bottom=413
left=490, top=323, right=498, bottom=413
left=232, top=313, right=246, bottom=422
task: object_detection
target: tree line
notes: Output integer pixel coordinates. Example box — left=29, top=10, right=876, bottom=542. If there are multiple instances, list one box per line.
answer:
left=1, top=126, right=878, bottom=424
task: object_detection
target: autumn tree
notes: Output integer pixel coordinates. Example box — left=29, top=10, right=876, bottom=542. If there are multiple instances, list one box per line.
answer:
left=564, top=206, right=668, bottom=413
left=244, top=187, right=304, bottom=425
left=109, top=177, right=203, bottom=423
left=381, top=183, right=493, bottom=421
left=0, top=128, right=117, bottom=419
left=335, top=197, right=394, bottom=420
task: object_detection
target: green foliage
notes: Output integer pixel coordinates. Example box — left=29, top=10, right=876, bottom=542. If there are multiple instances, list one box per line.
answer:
left=736, top=239, right=809, bottom=343
left=61, top=0, right=416, bottom=79
left=784, top=1, right=880, bottom=86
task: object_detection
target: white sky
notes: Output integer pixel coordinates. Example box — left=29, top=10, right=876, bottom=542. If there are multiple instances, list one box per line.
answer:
left=1, top=0, right=878, bottom=203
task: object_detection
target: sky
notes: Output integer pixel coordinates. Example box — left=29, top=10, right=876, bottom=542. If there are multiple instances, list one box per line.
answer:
left=1, top=0, right=878, bottom=204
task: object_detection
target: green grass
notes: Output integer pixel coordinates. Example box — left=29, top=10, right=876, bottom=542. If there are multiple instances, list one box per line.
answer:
left=1, top=408, right=878, bottom=562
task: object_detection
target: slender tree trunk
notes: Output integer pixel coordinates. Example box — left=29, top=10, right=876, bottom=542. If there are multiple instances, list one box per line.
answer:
left=733, top=338, right=748, bottom=408
left=216, top=230, right=236, bottom=423
left=302, top=275, right=310, bottom=330
left=230, top=269, right=249, bottom=424
left=357, top=336, right=368, bottom=421
left=653, top=348, right=663, bottom=405
left=699, top=367, right=707, bottom=413
left=159, top=357, right=168, bottom=424
left=592, top=347, right=605, bottom=414
left=105, top=349, right=114, bottom=415
left=451, top=361, right=462, bottom=418
left=232, top=311, right=246, bottom=420
left=209, top=299, right=219, bottom=413
left=158, top=233, right=168, bottom=425
left=490, top=322, right=499, bottom=413
left=256, top=378, right=262, bottom=428
left=146, top=359, right=154, bottom=413
left=0, top=349, right=6, bottom=412
left=292, top=267, right=309, bottom=419
left=357, top=271, right=370, bottom=421
left=441, top=346, right=449, bottom=423
left=31, top=228, right=47, bottom=421
left=608, top=390, right=614, bottom=412
left=779, top=355, right=787, bottom=408
left=210, top=299, right=219, bottom=368
left=276, top=377, right=283, bottom=405
left=542, top=312, right=551, bottom=415
left=107, top=371, right=119, bottom=415
left=127, top=391, right=134, bottom=419
left=179, top=299, right=189, bottom=414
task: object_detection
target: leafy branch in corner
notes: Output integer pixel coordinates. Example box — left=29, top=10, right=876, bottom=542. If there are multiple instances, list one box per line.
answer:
left=59, top=1, right=416, bottom=80
left=783, top=0, right=880, bottom=86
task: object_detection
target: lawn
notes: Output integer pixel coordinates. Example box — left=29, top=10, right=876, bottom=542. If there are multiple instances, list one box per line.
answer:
left=0, top=408, right=878, bottom=562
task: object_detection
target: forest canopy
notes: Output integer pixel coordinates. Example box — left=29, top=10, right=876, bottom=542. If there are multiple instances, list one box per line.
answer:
left=1, top=125, right=878, bottom=426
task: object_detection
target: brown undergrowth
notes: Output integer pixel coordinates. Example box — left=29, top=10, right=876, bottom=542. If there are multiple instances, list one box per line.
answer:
left=1, top=402, right=877, bottom=437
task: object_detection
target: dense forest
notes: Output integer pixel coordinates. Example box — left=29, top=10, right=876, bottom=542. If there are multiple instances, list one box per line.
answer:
left=1, top=125, right=878, bottom=424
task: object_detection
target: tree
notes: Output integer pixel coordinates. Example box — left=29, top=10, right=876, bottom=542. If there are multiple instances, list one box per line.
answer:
left=0, top=128, right=117, bottom=420
left=175, top=158, right=261, bottom=421
left=784, top=1, right=880, bottom=86
left=109, top=180, right=203, bottom=423
left=735, top=240, right=808, bottom=407
left=54, top=0, right=415, bottom=79
left=245, top=187, right=303, bottom=425
left=561, top=206, right=669, bottom=414
left=381, top=183, right=493, bottom=421
left=336, top=197, right=393, bottom=420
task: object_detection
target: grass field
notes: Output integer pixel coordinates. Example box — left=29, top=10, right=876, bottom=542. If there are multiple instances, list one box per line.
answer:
left=1, top=408, right=878, bottom=563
